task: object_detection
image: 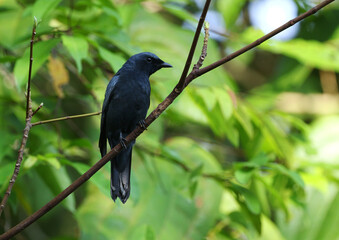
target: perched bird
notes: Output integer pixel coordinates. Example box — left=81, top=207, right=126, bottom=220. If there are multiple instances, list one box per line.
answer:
left=99, top=52, right=172, bottom=203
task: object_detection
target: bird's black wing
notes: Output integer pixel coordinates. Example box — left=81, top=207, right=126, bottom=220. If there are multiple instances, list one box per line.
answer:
left=99, top=74, right=120, bottom=157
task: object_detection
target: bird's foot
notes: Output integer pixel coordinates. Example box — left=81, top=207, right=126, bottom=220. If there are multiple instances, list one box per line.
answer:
left=138, top=120, right=147, bottom=130
left=119, top=133, right=127, bottom=149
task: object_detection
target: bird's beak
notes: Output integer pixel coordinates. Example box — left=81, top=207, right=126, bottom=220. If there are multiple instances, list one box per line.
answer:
left=160, top=62, right=173, bottom=68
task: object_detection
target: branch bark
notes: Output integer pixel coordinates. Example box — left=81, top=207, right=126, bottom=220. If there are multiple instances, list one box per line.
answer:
left=0, top=18, right=37, bottom=217
left=0, top=0, right=335, bottom=238
left=32, top=102, right=43, bottom=116
left=31, top=111, right=102, bottom=127
left=192, top=0, right=336, bottom=80
left=193, top=22, right=209, bottom=71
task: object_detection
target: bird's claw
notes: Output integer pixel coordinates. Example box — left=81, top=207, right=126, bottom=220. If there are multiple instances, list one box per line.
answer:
left=138, top=120, right=147, bottom=130
left=119, top=133, right=127, bottom=149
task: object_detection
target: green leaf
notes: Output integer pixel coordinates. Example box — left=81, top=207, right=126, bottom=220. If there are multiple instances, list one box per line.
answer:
left=145, top=225, right=156, bottom=240
left=62, top=159, right=110, bottom=198
left=33, top=0, right=62, bottom=19
left=217, top=0, right=247, bottom=28
left=250, top=153, right=272, bottom=166
left=61, top=35, right=89, bottom=73
left=13, top=38, right=60, bottom=88
left=97, top=46, right=126, bottom=72
left=194, top=87, right=217, bottom=111
left=189, top=163, right=204, bottom=180
left=189, top=181, right=198, bottom=198
left=242, top=28, right=339, bottom=71
left=35, top=165, right=75, bottom=212
left=232, top=184, right=261, bottom=215
left=234, top=105, right=254, bottom=139
left=259, top=215, right=285, bottom=240
left=0, top=163, right=12, bottom=189
left=23, top=155, right=38, bottom=169
left=37, top=154, right=61, bottom=169
left=163, top=3, right=197, bottom=23
left=268, top=163, right=304, bottom=188
left=235, top=168, right=254, bottom=185
left=212, top=87, right=233, bottom=120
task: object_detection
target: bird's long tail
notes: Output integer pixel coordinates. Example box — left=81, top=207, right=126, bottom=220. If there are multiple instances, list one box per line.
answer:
left=110, top=144, right=132, bottom=203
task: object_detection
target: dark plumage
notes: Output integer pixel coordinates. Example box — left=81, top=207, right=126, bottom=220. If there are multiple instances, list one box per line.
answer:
left=99, top=52, right=172, bottom=203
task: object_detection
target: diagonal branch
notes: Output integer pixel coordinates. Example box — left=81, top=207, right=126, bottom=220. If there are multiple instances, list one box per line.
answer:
left=193, top=0, right=336, bottom=80
left=0, top=18, right=37, bottom=217
left=32, top=102, right=44, bottom=116
left=0, top=0, right=335, bottom=238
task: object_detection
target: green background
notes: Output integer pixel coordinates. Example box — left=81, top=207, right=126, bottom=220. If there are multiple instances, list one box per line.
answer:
left=0, top=0, right=339, bottom=239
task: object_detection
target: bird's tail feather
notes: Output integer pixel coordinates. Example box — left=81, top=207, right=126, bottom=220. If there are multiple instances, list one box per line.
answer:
left=110, top=145, right=132, bottom=203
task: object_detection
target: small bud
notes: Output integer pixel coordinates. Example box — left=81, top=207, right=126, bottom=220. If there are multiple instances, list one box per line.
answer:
left=33, top=16, right=38, bottom=29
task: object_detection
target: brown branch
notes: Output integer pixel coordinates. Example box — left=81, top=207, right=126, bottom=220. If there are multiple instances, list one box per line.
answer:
left=0, top=0, right=335, bottom=238
left=192, top=0, right=336, bottom=81
left=31, top=111, right=102, bottom=127
left=174, top=0, right=211, bottom=92
left=32, top=102, right=43, bottom=116
left=25, top=17, right=37, bottom=119
left=0, top=18, right=37, bottom=217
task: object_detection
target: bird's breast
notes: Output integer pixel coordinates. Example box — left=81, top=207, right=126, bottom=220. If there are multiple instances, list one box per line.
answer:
left=114, top=78, right=150, bottom=115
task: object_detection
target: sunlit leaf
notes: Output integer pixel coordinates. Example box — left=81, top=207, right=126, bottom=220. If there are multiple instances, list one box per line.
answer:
left=232, top=184, right=261, bottom=215
left=23, top=155, right=38, bottom=169
left=235, top=168, right=254, bottom=185
left=97, top=46, right=126, bottom=72
left=213, top=86, right=233, bottom=119
left=37, top=154, right=61, bottom=169
left=217, top=0, right=247, bottom=28
left=242, top=28, right=339, bottom=71
left=47, top=56, right=69, bottom=98
left=33, top=0, right=62, bottom=19
left=163, top=3, right=197, bottom=23
left=268, top=163, right=304, bottom=188
left=61, top=35, right=89, bottom=73
left=13, top=39, right=60, bottom=88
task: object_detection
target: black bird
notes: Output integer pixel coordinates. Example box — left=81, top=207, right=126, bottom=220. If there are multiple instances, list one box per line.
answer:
left=99, top=52, right=172, bottom=203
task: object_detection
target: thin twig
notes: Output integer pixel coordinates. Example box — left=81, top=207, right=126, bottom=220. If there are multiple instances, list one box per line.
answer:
left=32, top=102, right=44, bottom=116
left=25, top=17, right=37, bottom=119
left=193, top=21, right=210, bottom=71
left=0, top=0, right=334, bottom=238
left=31, top=111, right=102, bottom=127
left=174, top=0, right=211, bottom=93
left=0, top=18, right=37, bottom=217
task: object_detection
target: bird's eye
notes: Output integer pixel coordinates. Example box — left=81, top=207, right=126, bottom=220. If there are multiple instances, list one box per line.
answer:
left=146, top=57, right=152, bottom=62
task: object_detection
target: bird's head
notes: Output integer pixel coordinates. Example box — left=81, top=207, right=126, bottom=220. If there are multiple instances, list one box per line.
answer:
left=129, top=52, right=172, bottom=76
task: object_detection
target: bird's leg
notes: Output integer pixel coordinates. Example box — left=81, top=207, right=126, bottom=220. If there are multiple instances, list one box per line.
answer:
left=138, top=119, right=147, bottom=130
left=119, top=132, right=127, bottom=149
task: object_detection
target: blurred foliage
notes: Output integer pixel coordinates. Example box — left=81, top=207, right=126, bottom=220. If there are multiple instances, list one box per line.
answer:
left=0, top=0, right=339, bottom=239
